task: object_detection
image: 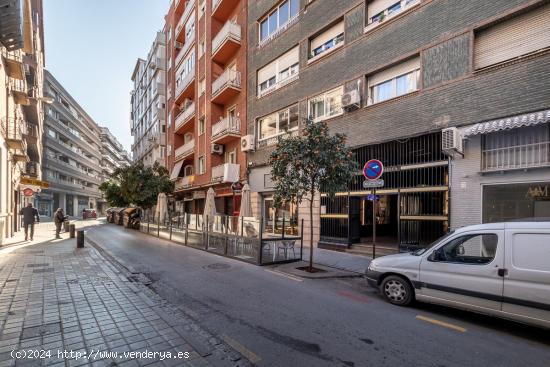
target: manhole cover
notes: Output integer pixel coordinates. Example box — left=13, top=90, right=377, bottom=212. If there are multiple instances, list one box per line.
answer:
left=204, top=263, right=231, bottom=270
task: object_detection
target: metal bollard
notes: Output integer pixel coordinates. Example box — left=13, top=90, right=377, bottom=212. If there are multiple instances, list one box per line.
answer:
left=69, top=224, right=76, bottom=238
left=76, top=230, right=85, bottom=248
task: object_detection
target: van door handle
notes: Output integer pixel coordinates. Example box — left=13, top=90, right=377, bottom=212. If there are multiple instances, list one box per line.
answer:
left=497, top=268, right=508, bottom=277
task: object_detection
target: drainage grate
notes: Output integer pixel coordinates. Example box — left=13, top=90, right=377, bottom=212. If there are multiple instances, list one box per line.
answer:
left=21, top=322, right=61, bottom=340
left=33, top=268, right=54, bottom=273
left=204, top=263, right=231, bottom=270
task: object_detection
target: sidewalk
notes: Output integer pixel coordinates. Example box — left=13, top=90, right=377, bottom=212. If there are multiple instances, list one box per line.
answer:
left=0, top=224, right=251, bottom=367
left=301, top=246, right=370, bottom=274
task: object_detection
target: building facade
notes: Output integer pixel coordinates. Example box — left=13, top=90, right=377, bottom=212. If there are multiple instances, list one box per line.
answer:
left=98, top=127, right=131, bottom=214
left=165, top=0, right=248, bottom=215
left=0, top=0, right=46, bottom=244
left=246, top=0, right=550, bottom=251
left=130, top=31, right=167, bottom=167
left=39, top=71, right=104, bottom=218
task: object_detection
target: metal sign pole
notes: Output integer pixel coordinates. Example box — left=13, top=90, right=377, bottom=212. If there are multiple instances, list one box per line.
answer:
left=372, top=188, right=376, bottom=259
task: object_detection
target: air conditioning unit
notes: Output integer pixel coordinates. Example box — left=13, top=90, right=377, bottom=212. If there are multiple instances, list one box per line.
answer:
left=175, top=41, right=183, bottom=50
left=241, top=135, right=255, bottom=152
left=211, top=144, right=224, bottom=155
left=341, top=89, right=360, bottom=109
left=442, top=127, right=463, bottom=156
left=148, top=61, right=156, bottom=69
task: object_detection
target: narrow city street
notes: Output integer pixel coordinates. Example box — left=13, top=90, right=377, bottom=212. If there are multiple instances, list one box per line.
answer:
left=86, top=222, right=550, bottom=367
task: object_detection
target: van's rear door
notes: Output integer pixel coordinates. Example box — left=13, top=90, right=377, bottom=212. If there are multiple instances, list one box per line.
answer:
left=503, top=228, right=550, bottom=324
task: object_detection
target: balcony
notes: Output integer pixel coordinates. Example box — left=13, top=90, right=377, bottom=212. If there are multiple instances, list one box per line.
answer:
left=175, top=102, right=195, bottom=132
left=175, top=1, right=195, bottom=43
left=212, top=0, right=240, bottom=21
left=211, top=117, right=240, bottom=144
left=174, top=139, right=195, bottom=162
left=11, top=78, right=30, bottom=105
left=1, top=117, right=26, bottom=150
left=482, top=141, right=550, bottom=172
left=175, top=32, right=195, bottom=67
left=175, top=175, right=195, bottom=191
left=175, top=68, right=195, bottom=103
left=2, top=53, right=24, bottom=80
left=25, top=161, right=39, bottom=178
left=211, top=163, right=240, bottom=183
left=23, top=123, right=39, bottom=144
left=212, top=22, right=241, bottom=64
left=211, top=69, right=241, bottom=105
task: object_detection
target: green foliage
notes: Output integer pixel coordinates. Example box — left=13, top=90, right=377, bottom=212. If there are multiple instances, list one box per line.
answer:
left=98, top=180, right=128, bottom=207
left=269, top=120, right=358, bottom=207
left=99, top=161, right=174, bottom=209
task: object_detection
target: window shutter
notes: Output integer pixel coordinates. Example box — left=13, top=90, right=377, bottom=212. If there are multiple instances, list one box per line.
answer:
left=277, top=46, right=299, bottom=71
left=368, top=56, right=420, bottom=87
left=310, top=21, right=344, bottom=50
left=475, top=4, right=550, bottom=69
left=257, top=59, right=277, bottom=85
left=368, top=0, right=398, bottom=18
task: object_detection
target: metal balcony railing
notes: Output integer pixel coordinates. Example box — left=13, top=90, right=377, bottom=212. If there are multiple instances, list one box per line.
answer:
left=212, top=22, right=241, bottom=55
left=212, top=117, right=240, bottom=139
left=258, top=13, right=300, bottom=47
left=212, top=69, right=241, bottom=97
left=257, top=129, right=299, bottom=149
left=482, top=141, right=550, bottom=172
left=175, top=102, right=195, bottom=130
left=175, top=139, right=195, bottom=160
left=1, top=117, right=26, bottom=148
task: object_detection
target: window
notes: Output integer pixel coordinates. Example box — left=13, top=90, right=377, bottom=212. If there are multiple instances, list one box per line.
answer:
left=198, top=117, right=205, bottom=135
left=263, top=196, right=299, bottom=235
left=430, top=234, right=498, bottom=265
left=474, top=3, right=550, bottom=69
left=227, top=149, right=236, bottom=164
left=366, top=0, right=419, bottom=29
left=367, top=57, right=420, bottom=104
left=257, top=46, right=299, bottom=97
left=198, top=156, right=205, bottom=174
left=309, top=21, right=344, bottom=60
left=259, top=0, right=300, bottom=44
left=483, top=182, right=550, bottom=223
left=308, top=86, right=344, bottom=122
left=199, top=38, right=205, bottom=57
left=257, top=104, right=299, bottom=143
left=199, top=0, right=205, bottom=18
left=199, top=78, right=205, bottom=95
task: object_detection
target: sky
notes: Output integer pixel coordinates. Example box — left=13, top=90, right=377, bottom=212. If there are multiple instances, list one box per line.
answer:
left=43, top=0, right=168, bottom=152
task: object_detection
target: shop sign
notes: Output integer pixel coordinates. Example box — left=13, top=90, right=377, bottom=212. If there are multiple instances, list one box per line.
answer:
left=23, top=188, right=34, bottom=197
left=20, top=177, right=49, bottom=188
left=192, top=191, right=206, bottom=199
left=526, top=185, right=549, bottom=199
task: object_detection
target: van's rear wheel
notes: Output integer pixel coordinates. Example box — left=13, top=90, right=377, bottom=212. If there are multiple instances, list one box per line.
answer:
left=381, top=276, right=413, bottom=306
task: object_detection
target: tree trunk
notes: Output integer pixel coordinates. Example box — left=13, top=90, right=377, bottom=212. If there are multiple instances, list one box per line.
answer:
left=309, top=192, right=314, bottom=272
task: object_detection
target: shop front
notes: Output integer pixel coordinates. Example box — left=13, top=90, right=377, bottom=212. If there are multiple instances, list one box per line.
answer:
left=482, top=182, right=550, bottom=222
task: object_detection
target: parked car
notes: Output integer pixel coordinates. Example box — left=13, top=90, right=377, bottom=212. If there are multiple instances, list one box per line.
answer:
left=366, top=221, right=550, bottom=329
left=82, top=209, right=97, bottom=219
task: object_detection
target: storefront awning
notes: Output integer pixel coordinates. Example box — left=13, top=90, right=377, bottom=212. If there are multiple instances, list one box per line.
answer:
left=463, top=109, right=550, bottom=137
left=170, top=160, right=184, bottom=181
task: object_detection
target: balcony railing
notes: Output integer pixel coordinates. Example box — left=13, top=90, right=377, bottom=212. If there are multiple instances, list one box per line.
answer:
left=259, top=13, right=300, bottom=48
left=257, top=129, right=299, bottom=149
left=25, top=161, right=38, bottom=178
left=1, top=117, right=26, bottom=150
left=211, top=163, right=240, bottom=183
left=212, top=21, right=241, bottom=56
left=212, top=117, right=240, bottom=140
left=175, top=139, right=195, bottom=161
left=482, top=142, right=550, bottom=172
left=175, top=68, right=195, bottom=98
left=175, top=31, right=195, bottom=67
left=175, top=175, right=195, bottom=190
left=212, top=69, right=241, bottom=97
left=175, top=102, right=195, bottom=130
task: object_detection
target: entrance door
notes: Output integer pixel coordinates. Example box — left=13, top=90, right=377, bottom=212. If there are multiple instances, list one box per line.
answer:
left=419, top=230, right=504, bottom=311
left=503, top=229, right=550, bottom=324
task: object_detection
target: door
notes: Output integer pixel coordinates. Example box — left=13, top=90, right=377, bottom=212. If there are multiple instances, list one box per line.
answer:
left=419, top=230, right=504, bottom=311
left=503, top=230, right=550, bottom=324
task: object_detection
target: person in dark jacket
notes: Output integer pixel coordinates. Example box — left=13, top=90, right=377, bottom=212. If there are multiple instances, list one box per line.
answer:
left=54, top=208, right=65, bottom=239
left=19, top=203, right=40, bottom=241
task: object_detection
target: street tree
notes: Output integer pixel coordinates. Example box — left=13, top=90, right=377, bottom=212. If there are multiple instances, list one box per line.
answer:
left=270, top=119, right=357, bottom=271
left=99, top=162, right=174, bottom=209
left=98, top=180, right=128, bottom=207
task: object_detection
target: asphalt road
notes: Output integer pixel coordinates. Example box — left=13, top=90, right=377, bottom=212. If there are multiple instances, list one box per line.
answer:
left=86, top=223, right=550, bottom=367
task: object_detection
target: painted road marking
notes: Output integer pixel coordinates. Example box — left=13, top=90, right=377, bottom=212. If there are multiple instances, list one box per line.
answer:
left=265, top=269, right=304, bottom=282
left=221, top=334, right=261, bottom=364
left=337, top=290, right=370, bottom=304
left=416, top=315, right=467, bottom=333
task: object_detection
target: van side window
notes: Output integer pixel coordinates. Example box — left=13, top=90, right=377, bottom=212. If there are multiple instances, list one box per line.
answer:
left=431, top=234, right=498, bottom=265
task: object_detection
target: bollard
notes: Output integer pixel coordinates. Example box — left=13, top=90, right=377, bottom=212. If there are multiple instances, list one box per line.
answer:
left=76, top=230, right=85, bottom=248
left=69, top=224, right=76, bottom=238
left=63, top=220, right=70, bottom=232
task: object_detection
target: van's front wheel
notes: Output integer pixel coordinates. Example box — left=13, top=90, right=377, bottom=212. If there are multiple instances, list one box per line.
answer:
left=381, top=276, right=413, bottom=306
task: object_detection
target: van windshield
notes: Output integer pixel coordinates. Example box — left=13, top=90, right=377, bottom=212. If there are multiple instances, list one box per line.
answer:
left=412, top=230, right=455, bottom=256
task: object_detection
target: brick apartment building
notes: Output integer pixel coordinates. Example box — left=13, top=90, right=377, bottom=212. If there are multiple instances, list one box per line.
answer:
left=246, top=0, right=550, bottom=252
left=165, top=0, right=248, bottom=215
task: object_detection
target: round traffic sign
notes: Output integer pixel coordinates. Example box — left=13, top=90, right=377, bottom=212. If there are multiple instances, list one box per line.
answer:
left=23, top=188, right=34, bottom=197
left=363, top=159, right=384, bottom=180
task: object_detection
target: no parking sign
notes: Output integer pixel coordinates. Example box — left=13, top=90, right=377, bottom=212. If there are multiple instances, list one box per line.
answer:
left=363, top=159, right=384, bottom=180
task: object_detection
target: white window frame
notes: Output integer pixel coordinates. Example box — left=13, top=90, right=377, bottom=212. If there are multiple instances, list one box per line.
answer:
left=368, top=69, right=419, bottom=105
left=258, top=0, right=300, bottom=45
left=365, top=0, right=420, bottom=32
left=309, top=29, right=344, bottom=61
left=198, top=156, right=205, bottom=174
left=257, top=46, right=300, bottom=98
left=198, top=117, right=205, bottom=135
left=257, top=104, right=299, bottom=143
left=308, top=86, right=344, bottom=122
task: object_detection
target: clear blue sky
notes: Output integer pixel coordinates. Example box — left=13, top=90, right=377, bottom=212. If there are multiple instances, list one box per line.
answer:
left=43, top=0, right=168, bottom=152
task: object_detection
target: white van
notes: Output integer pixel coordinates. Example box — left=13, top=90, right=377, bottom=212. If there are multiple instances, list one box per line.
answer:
left=366, top=221, right=550, bottom=328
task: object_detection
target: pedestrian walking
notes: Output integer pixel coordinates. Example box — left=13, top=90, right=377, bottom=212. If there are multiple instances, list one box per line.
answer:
left=19, top=203, right=40, bottom=241
left=54, top=208, right=65, bottom=239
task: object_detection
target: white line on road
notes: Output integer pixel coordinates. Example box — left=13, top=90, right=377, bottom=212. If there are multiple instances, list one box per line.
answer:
left=264, top=269, right=304, bottom=282
left=416, top=315, right=467, bottom=333
left=221, top=334, right=262, bottom=364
